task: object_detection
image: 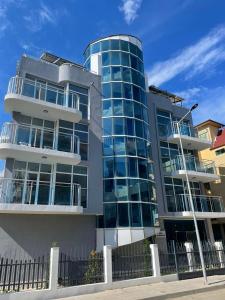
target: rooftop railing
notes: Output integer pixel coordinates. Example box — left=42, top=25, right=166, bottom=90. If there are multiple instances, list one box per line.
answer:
left=0, top=122, right=80, bottom=155
left=0, top=178, right=81, bottom=207
left=168, top=194, right=224, bottom=213
left=7, top=76, right=80, bottom=110
left=164, top=154, right=217, bottom=175
left=170, top=121, right=209, bottom=141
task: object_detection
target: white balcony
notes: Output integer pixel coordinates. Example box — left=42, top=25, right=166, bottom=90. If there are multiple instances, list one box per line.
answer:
left=164, top=154, right=219, bottom=183
left=5, top=77, right=82, bottom=123
left=0, top=178, right=83, bottom=214
left=0, top=122, right=81, bottom=165
left=167, top=194, right=225, bottom=219
left=167, top=122, right=211, bottom=150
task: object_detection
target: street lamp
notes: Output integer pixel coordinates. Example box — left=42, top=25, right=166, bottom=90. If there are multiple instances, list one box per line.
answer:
left=176, top=103, right=208, bottom=285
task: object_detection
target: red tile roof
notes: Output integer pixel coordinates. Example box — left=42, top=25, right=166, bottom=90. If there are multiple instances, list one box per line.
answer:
left=212, top=127, right=225, bottom=150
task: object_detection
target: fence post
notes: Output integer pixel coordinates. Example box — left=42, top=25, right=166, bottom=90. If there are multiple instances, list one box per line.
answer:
left=49, top=246, right=60, bottom=291
left=103, top=245, right=112, bottom=285
left=184, top=242, right=195, bottom=272
left=215, top=241, right=225, bottom=268
left=150, top=244, right=161, bottom=277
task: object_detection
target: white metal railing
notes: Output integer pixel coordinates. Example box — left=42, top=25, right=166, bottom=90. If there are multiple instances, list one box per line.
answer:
left=0, top=122, right=80, bottom=155
left=170, top=194, right=224, bottom=213
left=165, top=154, right=217, bottom=175
left=0, top=178, right=81, bottom=207
left=170, top=121, right=210, bottom=141
left=7, top=76, right=80, bottom=110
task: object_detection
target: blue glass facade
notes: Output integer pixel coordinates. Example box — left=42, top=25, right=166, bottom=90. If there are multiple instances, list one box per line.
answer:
left=84, top=36, right=157, bottom=228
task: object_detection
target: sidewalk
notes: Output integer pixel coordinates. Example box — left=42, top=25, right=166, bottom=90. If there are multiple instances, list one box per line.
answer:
left=56, top=275, right=225, bottom=300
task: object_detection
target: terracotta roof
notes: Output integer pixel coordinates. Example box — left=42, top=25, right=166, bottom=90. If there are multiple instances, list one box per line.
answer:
left=212, top=127, right=225, bottom=150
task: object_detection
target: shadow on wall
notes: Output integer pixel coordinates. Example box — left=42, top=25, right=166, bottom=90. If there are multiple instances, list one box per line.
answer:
left=0, top=214, right=96, bottom=259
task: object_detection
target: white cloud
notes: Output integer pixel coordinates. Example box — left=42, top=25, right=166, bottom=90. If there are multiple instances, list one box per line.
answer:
left=174, top=86, right=225, bottom=125
left=20, top=42, right=49, bottom=57
left=119, top=0, right=143, bottom=24
left=147, top=26, right=225, bottom=86
left=24, top=3, right=66, bottom=32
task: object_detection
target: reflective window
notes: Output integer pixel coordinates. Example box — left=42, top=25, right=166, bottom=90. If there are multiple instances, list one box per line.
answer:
left=111, top=67, right=122, bottom=81
left=113, top=100, right=123, bottom=116
left=102, top=83, right=111, bottom=99
left=142, top=203, right=152, bottom=226
left=102, top=52, right=110, bottom=66
left=125, top=118, right=134, bottom=136
left=104, top=157, right=114, bottom=178
left=126, top=137, right=136, bottom=156
left=124, top=100, right=133, bottom=117
left=116, top=179, right=128, bottom=201
left=111, top=52, right=120, bottom=65
left=111, top=40, right=120, bottom=50
left=114, top=137, right=125, bottom=155
left=122, top=67, right=131, bottom=82
left=104, top=179, right=115, bottom=202
left=91, top=42, right=100, bottom=54
left=114, top=117, right=124, bottom=135
left=129, top=179, right=140, bottom=201
left=130, top=203, right=141, bottom=227
left=120, top=40, right=129, bottom=52
left=102, top=67, right=111, bottom=82
left=128, top=157, right=137, bottom=177
left=101, top=40, right=110, bottom=51
left=103, top=137, right=114, bottom=156
left=103, top=118, right=112, bottom=136
left=115, top=157, right=126, bottom=177
left=112, top=82, right=122, bottom=98
left=104, top=203, right=117, bottom=227
left=123, top=83, right=132, bottom=99
left=138, top=159, right=148, bottom=179
left=121, top=52, right=130, bottom=66
left=103, top=100, right=112, bottom=117
left=118, top=203, right=129, bottom=226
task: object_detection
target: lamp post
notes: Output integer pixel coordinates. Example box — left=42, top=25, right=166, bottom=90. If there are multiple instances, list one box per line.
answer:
left=176, top=103, right=208, bottom=285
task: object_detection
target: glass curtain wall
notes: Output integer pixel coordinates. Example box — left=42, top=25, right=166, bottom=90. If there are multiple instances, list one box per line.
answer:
left=84, top=36, right=157, bottom=228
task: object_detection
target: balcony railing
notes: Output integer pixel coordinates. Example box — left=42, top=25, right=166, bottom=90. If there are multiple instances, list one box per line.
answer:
left=164, top=154, right=216, bottom=175
left=0, top=178, right=81, bottom=207
left=168, top=194, right=224, bottom=213
left=7, top=76, right=80, bottom=110
left=170, top=121, right=209, bottom=141
left=0, top=122, right=80, bottom=155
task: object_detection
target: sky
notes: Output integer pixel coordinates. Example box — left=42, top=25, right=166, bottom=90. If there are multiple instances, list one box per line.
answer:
left=0, top=0, right=225, bottom=152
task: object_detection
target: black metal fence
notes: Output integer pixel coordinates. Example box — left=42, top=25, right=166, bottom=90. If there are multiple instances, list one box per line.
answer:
left=112, top=240, right=152, bottom=281
left=58, top=251, right=104, bottom=287
left=159, top=241, right=225, bottom=279
left=0, top=255, right=49, bottom=293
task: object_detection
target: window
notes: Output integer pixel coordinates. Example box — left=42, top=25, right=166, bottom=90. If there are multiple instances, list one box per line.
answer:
left=130, top=203, right=141, bottom=227
left=102, top=67, right=111, bottom=82
left=103, top=100, right=112, bottom=117
left=116, top=179, right=128, bottom=201
left=115, top=157, right=126, bottom=177
left=123, top=83, right=132, bottom=99
left=113, top=100, right=123, bottom=116
left=129, top=179, right=140, bottom=201
left=111, top=40, right=120, bottom=50
left=111, top=67, right=122, bottom=81
left=102, top=52, right=110, bottom=66
left=122, top=67, right=131, bottom=82
left=112, top=82, right=122, bottom=98
left=120, top=40, right=129, bottom=52
left=142, top=203, right=152, bottom=226
left=101, top=40, right=110, bottom=51
left=215, top=148, right=225, bottom=156
left=114, top=118, right=124, bottom=135
left=138, top=159, right=148, bottom=179
left=104, top=179, right=115, bottom=202
left=103, top=137, right=114, bottom=156
left=126, top=137, right=136, bottom=155
left=102, top=83, right=111, bottom=99
left=91, top=42, right=100, bottom=54
left=118, top=203, right=129, bottom=226
left=121, top=52, right=130, bottom=66
left=104, top=203, right=117, bottom=227
left=111, top=52, right=120, bottom=65
left=103, top=118, right=112, bottom=136
left=124, top=100, right=133, bottom=117
left=104, top=157, right=114, bottom=178
left=128, top=157, right=137, bottom=177
left=114, top=137, right=125, bottom=155
left=125, top=118, right=134, bottom=136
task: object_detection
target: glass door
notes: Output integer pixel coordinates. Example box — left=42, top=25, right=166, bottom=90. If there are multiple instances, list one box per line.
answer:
left=24, top=172, right=38, bottom=204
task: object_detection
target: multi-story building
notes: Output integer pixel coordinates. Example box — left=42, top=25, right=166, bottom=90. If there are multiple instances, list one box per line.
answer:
left=196, top=120, right=225, bottom=240
left=0, top=34, right=224, bottom=257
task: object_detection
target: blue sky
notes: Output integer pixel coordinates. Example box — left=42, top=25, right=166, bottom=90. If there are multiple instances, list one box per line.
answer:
left=0, top=0, right=225, bottom=136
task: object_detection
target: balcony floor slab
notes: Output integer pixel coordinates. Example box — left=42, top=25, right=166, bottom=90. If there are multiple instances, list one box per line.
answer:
left=171, top=170, right=219, bottom=183
left=167, top=134, right=211, bottom=150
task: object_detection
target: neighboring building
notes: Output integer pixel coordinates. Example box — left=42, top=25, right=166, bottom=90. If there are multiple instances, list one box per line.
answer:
left=0, top=34, right=224, bottom=257
left=148, top=86, right=223, bottom=245
left=196, top=120, right=225, bottom=241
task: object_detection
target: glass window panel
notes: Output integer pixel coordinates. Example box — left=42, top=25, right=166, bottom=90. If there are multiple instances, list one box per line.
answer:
left=102, top=83, right=111, bottom=99
left=136, top=139, right=146, bottom=157
left=103, top=100, right=112, bottom=117
left=129, top=179, right=140, bottom=201
left=59, top=120, right=73, bottom=129
left=134, top=102, right=142, bottom=119
left=57, top=164, right=72, bottom=173
left=102, top=52, right=110, bottom=66
left=22, top=82, right=35, bottom=98
left=122, top=67, right=131, bottom=82
left=118, top=203, right=129, bottom=226
left=16, top=126, right=30, bottom=146
left=104, top=179, right=116, bottom=202
left=69, top=84, right=88, bottom=95
left=111, top=67, right=122, bottom=81
left=135, top=120, right=143, bottom=138
left=113, top=99, right=123, bottom=116
left=126, top=137, right=136, bottom=155
left=142, top=203, right=152, bottom=226
left=125, top=118, right=134, bottom=136
left=27, top=162, right=39, bottom=171
left=91, top=42, right=100, bottom=54
left=75, top=123, right=88, bottom=132
left=112, top=82, right=122, bottom=98
left=130, top=55, right=138, bottom=69
left=102, top=67, right=111, bottom=82
left=103, top=137, right=114, bottom=156
left=104, top=157, right=114, bottom=178
left=111, top=40, right=120, bottom=50
left=121, top=40, right=129, bottom=52
left=124, top=100, right=133, bottom=117
left=116, top=179, right=128, bottom=201
left=114, top=117, right=124, bottom=135
left=111, top=52, right=120, bottom=65
left=43, top=131, right=54, bottom=149
left=101, top=40, right=110, bottom=51
left=130, top=203, right=142, bottom=227
left=115, top=157, right=126, bottom=177
left=114, top=137, right=125, bottom=155
left=103, top=118, right=112, bottom=136
left=128, top=157, right=137, bottom=177
left=54, top=184, right=71, bottom=205
left=138, top=159, right=148, bottom=179
left=40, top=164, right=52, bottom=173
left=80, top=143, right=88, bottom=160
left=129, top=43, right=137, bottom=55
left=58, top=133, right=72, bottom=152
left=80, top=104, right=88, bottom=120
left=38, top=184, right=50, bottom=205
left=104, top=203, right=117, bottom=227
left=76, top=131, right=88, bottom=143
left=140, top=181, right=149, bottom=202
left=73, top=166, right=87, bottom=174
left=121, top=52, right=130, bottom=66
left=73, top=175, right=87, bottom=188
left=123, top=83, right=132, bottom=99
left=46, top=89, right=57, bottom=104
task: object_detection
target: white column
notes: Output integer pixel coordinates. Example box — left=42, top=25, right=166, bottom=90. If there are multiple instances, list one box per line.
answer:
left=103, top=245, right=112, bottom=285
left=49, top=246, right=60, bottom=291
left=150, top=244, right=161, bottom=277
left=184, top=242, right=195, bottom=272
left=215, top=241, right=225, bottom=268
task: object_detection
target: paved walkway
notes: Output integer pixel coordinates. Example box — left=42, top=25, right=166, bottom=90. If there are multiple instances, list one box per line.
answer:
left=56, top=275, right=225, bottom=300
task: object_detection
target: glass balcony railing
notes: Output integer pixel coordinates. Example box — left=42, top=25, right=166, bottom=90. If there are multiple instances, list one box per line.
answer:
left=7, top=76, right=80, bottom=110
left=0, top=122, right=80, bottom=155
left=0, top=178, right=81, bottom=207
left=170, top=121, right=209, bottom=141
left=164, top=154, right=217, bottom=175
left=168, top=194, right=224, bottom=213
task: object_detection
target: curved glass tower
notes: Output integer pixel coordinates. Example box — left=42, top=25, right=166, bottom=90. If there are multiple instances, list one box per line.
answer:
left=84, top=35, right=158, bottom=246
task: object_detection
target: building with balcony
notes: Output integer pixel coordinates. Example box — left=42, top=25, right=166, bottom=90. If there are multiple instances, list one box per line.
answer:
left=196, top=120, right=225, bottom=240
left=0, top=34, right=223, bottom=258
left=148, top=86, right=224, bottom=245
